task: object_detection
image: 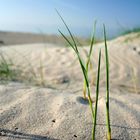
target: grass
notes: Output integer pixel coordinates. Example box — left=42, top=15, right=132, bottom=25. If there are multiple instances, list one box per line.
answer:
left=121, top=27, right=140, bottom=35
left=57, top=10, right=110, bottom=140
left=0, top=49, right=47, bottom=87
left=104, top=25, right=111, bottom=140
left=83, top=21, right=97, bottom=99
left=0, top=52, right=16, bottom=82
left=57, top=10, right=111, bottom=140
left=92, top=49, right=101, bottom=139
left=0, top=10, right=111, bottom=139
left=83, top=48, right=96, bottom=86
left=38, top=57, right=46, bottom=86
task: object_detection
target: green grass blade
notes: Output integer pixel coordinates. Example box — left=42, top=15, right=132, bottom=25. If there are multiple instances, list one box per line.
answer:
left=86, top=21, right=97, bottom=70
left=58, top=29, right=76, bottom=52
left=89, top=21, right=97, bottom=60
left=103, top=24, right=111, bottom=140
left=83, top=21, right=97, bottom=98
left=59, top=27, right=89, bottom=88
left=103, top=25, right=109, bottom=95
left=92, top=49, right=101, bottom=140
left=58, top=30, right=87, bottom=80
left=56, top=9, right=78, bottom=52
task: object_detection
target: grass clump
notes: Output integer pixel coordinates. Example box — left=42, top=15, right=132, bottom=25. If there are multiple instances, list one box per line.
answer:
left=122, top=27, right=140, bottom=35
left=57, top=10, right=103, bottom=140
left=56, top=9, right=112, bottom=139
left=0, top=50, right=46, bottom=87
left=0, top=53, right=16, bottom=82
left=57, top=11, right=112, bottom=140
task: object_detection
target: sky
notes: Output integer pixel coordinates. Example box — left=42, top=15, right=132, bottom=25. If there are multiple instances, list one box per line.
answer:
left=0, top=0, right=140, bottom=38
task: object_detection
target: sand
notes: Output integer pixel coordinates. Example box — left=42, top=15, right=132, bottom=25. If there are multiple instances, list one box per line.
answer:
left=0, top=32, right=140, bottom=140
left=0, top=31, right=88, bottom=46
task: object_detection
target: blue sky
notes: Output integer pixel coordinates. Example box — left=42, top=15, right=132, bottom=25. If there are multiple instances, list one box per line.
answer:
left=0, top=0, right=140, bottom=38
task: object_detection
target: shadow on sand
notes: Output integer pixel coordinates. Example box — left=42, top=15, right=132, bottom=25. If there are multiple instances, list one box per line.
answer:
left=0, top=128, right=59, bottom=140
left=97, top=123, right=140, bottom=131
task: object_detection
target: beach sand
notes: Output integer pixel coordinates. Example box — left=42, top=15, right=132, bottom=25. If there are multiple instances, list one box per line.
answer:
left=0, top=32, right=140, bottom=140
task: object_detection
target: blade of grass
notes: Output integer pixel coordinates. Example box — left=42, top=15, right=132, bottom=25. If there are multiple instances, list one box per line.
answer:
left=87, top=21, right=97, bottom=66
left=90, top=61, right=96, bottom=86
left=58, top=30, right=76, bottom=52
left=103, top=24, right=111, bottom=140
left=56, top=9, right=78, bottom=52
left=59, top=28, right=94, bottom=118
left=92, top=49, right=101, bottom=140
left=58, top=18, right=90, bottom=89
left=59, top=30, right=88, bottom=86
left=39, top=58, right=45, bottom=86
left=83, top=21, right=97, bottom=98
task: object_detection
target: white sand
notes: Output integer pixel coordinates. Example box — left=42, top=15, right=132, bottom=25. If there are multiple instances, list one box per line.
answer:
left=0, top=33, right=140, bottom=140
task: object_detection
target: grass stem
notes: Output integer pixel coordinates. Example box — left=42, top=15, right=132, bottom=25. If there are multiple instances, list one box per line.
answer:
left=83, top=22, right=97, bottom=99
left=103, top=25, right=111, bottom=140
left=92, top=50, right=101, bottom=140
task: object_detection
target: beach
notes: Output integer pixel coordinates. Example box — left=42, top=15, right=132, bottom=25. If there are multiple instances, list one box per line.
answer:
left=0, top=32, right=140, bottom=140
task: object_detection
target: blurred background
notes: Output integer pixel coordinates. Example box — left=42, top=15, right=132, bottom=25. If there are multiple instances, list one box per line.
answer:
left=0, top=0, right=140, bottom=45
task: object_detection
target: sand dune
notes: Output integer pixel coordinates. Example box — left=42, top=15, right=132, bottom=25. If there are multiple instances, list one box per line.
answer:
left=0, top=32, right=140, bottom=139
left=0, top=31, right=88, bottom=46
